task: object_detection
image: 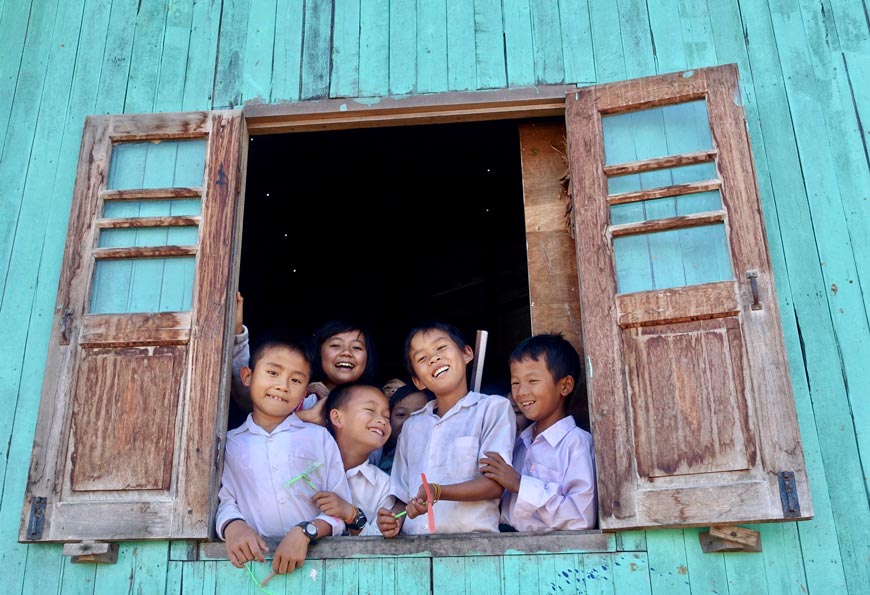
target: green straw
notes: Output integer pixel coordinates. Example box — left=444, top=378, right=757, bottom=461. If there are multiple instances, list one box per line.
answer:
left=246, top=562, right=278, bottom=595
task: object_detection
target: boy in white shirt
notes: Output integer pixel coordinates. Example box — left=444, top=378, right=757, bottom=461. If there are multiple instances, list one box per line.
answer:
left=313, top=383, right=395, bottom=535
left=377, top=322, right=515, bottom=536
left=216, top=339, right=352, bottom=575
left=480, top=334, right=596, bottom=531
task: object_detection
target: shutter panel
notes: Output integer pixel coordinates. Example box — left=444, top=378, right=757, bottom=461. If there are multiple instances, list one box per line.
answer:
left=20, top=111, right=246, bottom=541
left=566, top=65, right=812, bottom=529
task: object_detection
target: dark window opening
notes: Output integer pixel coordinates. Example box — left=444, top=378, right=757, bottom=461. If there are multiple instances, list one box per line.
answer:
left=237, top=120, right=532, bottom=415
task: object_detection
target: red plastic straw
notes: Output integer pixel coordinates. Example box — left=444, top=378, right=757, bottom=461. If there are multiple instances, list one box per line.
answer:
left=421, top=473, right=435, bottom=533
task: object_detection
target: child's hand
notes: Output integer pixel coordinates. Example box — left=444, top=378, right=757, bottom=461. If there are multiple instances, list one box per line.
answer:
left=406, top=484, right=430, bottom=519
left=312, top=491, right=354, bottom=522
left=272, top=526, right=309, bottom=575
left=224, top=520, right=268, bottom=568
left=480, top=452, right=521, bottom=493
left=307, top=381, right=330, bottom=401
left=377, top=506, right=404, bottom=538
left=234, top=292, right=244, bottom=335
left=296, top=396, right=327, bottom=426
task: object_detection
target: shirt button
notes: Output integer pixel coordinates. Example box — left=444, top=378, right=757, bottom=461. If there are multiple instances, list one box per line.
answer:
left=279, top=498, right=286, bottom=503
left=271, top=465, right=278, bottom=471
left=268, top=437, right=273, bottom=442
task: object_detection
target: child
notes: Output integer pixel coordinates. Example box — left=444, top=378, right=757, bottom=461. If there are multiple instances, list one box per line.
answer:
left=376, top=385, right=433, bottom=474
left=232, top=299, right=376, bottom=419
left=377, top=322, right=515, bottom=536
left=312, top=383, right=396, bottom=536
left=216, top=339, right=352, bottom=575
left=480, top=334, right=596, bottom=531
left=382, top=377, right=406, bottom=398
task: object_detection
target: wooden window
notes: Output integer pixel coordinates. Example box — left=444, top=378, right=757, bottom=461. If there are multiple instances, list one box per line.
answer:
left=566, top=64, right=812, bottom=529
left=20, top=65, right=810, bottom=545
left=19, top=111, right=246, bottom=541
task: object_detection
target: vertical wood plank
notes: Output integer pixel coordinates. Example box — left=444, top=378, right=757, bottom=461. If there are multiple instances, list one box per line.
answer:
left=389, top=0, right=416, bottom=95
left=680, top=527, right=728, bottom=594
left=645, top=529, right=690, bottom=595
left=166, top=561, right=183, bottom=595
left=59, top=555, right=98, bottom=595
left=676, top=0, right=717, bottom=68
left=581, top=553, right=615, bottom=595
left=615, top=0, right=656, bottom=78
left=270, top=0, right=304, bottom=103
left=0, top=0, right=32, bottom=148
left=646, top=0, right=688, bottom=73
left=463, top=556, right=502, bottom=595
left=213, top=0, right=252, bottom=108
left=446, top=0, right=476, bottom=91
left=502, top=0, right=535, bottom=86
left=183, top=0, right=223, bottom=110
left=19, top=544, right=63, bottom=595
left=558, top=0, right=595, bottom=84
left=417, top=0, right=448, bottom=93
left=757, top=522, right=811, bottom=595
left=358, top=0, right=389, bottom=97
left=300, top=0, right=333, bottom=99
left=473, top=0, right=507, bottom=89
left=124, top=0, right=169, bottom=113
left=396, top=558, right=430, bottom=595
left=588, top=0, right=626, bottom=83
left=157, top=0, right=196, bottom=112
left=96, top=0, right=138, bottom=112
left=242, top=0, right=277, bottom=103
left=433, top=557, right=466, bottom=595
left=530, top=0, right=564, bottom=84
left=330, top=0, right=361, bottom=98
left=611, top=551, right=652, bottom=594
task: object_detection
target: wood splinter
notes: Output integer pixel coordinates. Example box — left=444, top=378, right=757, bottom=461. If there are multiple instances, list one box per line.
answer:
left=699, top=525, right=762, bottom=553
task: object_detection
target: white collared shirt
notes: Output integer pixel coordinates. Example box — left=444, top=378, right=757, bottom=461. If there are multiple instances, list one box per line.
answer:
left=501, top=416, right=596, bottom=531
left=390, top=392, right=515, bottom=534
left=346, top=461, right=395, bottom=536
left=216, top=413, right=351, bottom=539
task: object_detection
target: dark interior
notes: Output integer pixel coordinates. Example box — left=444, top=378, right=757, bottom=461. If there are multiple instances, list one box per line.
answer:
left=238, top=119, right=532, bottom=394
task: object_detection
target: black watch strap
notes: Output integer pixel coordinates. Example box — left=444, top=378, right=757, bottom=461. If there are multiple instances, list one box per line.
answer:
left=346, top=508, right=368, bottom=531
left=296, top=521, right=319, bottom=544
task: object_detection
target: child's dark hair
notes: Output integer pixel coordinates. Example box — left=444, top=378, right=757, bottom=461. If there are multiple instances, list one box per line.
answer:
left=250, top=336, right=312, bottom=371
left=509, top=334, right=583, bottom=405
left=402, top=321, right=469, bottom=376
left=312, top=319, right=378, bottom=383
left=323, top=382, right=383, bottom=437
left=389, top=384, right=435, bottom=411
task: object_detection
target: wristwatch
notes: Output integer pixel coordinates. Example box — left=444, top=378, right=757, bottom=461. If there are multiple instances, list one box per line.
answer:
left=296, top=521, right=319, bottom=544
left=346, top=508, right=368, bottom=531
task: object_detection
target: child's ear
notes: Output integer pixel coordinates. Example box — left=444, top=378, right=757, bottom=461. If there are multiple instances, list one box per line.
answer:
left=240, top=366, right=253, bottom=387
left=329, top=408, right=344, bottom=429
left=462, top=345, right=474, bottom=365
left=411, top=376, right=427, bottom=391
left=559, top=376, right=575, bottom=397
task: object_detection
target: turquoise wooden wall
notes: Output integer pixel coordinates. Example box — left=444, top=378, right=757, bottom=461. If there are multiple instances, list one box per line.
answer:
left=1, top=0, right=868, bottom=593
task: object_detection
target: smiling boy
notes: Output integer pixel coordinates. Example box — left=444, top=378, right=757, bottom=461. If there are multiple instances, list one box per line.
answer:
left=480, top=334, right=596, bottom=531
left=378, top=322, right=515, bottom=536
left=216, top=339, right=351, bottom=575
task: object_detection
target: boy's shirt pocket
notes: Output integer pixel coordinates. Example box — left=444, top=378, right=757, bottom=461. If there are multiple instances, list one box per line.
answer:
left=436, top=435, right=478, bottom=482
left=284, top=448, right=324, bottom=499
left=525, top=460, right=562, bottom=485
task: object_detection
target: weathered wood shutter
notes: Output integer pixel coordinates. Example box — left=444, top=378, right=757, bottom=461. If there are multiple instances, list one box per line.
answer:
left=567, top=65, right=812, bottom=529
left=20, top=111, right=246, bottom=541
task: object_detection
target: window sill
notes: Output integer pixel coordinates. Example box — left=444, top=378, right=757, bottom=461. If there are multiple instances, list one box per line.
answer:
left=198, top=530, right=613, bottom=560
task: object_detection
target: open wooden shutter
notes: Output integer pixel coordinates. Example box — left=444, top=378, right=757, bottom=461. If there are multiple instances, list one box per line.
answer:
left=566, top=65, right=812, bottom=529
left=20, top=111, right=246, bottom=541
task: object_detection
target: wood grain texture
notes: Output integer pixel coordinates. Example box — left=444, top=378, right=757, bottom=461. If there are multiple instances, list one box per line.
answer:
left=616, top=281, right=739, bottom=327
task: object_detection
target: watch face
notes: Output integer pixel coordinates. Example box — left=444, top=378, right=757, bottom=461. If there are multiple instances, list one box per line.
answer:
left=304, top=522, right=317, bottom=537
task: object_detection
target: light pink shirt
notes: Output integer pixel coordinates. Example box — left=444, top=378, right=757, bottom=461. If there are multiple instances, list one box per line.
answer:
left=216, top=413, right=351, bottom=539
left=500, top=416, right=596, bottom=531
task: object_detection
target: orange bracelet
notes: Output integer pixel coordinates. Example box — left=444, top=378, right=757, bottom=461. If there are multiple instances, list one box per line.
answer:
left=344, top=505, right=359, bottom=524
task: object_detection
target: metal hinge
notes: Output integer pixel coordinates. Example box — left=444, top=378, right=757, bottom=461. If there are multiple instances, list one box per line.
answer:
left=777, top=471, right=801, bottom=518
left=27, top=497, right=47, bottom=540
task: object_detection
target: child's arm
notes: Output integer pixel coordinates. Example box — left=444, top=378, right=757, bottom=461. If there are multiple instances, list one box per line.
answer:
left=223, top=520, right=268, bottom=568
left=230, top=292, right=252, bottom=411
left=272, top=519, right=331, bottom=575
left=311, top=491, right=355, bottom=528
left=514, top=438, right=596, bottom=530
left=408, top=476, right=503, bottom=510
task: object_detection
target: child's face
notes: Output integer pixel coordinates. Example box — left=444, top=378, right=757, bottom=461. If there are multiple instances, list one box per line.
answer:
left=390, top=391, right=429, bottom=441
left=382, top=378, right=406, bottom=397
left=408, top=330, right=473, bottom=395
left=331, top=386, right=391, bottom=451
left=320, top=330, right=367, bottom=386
left=509, top=355, right=573, bottom=430
left=242, top=346, right=310, bottom=426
